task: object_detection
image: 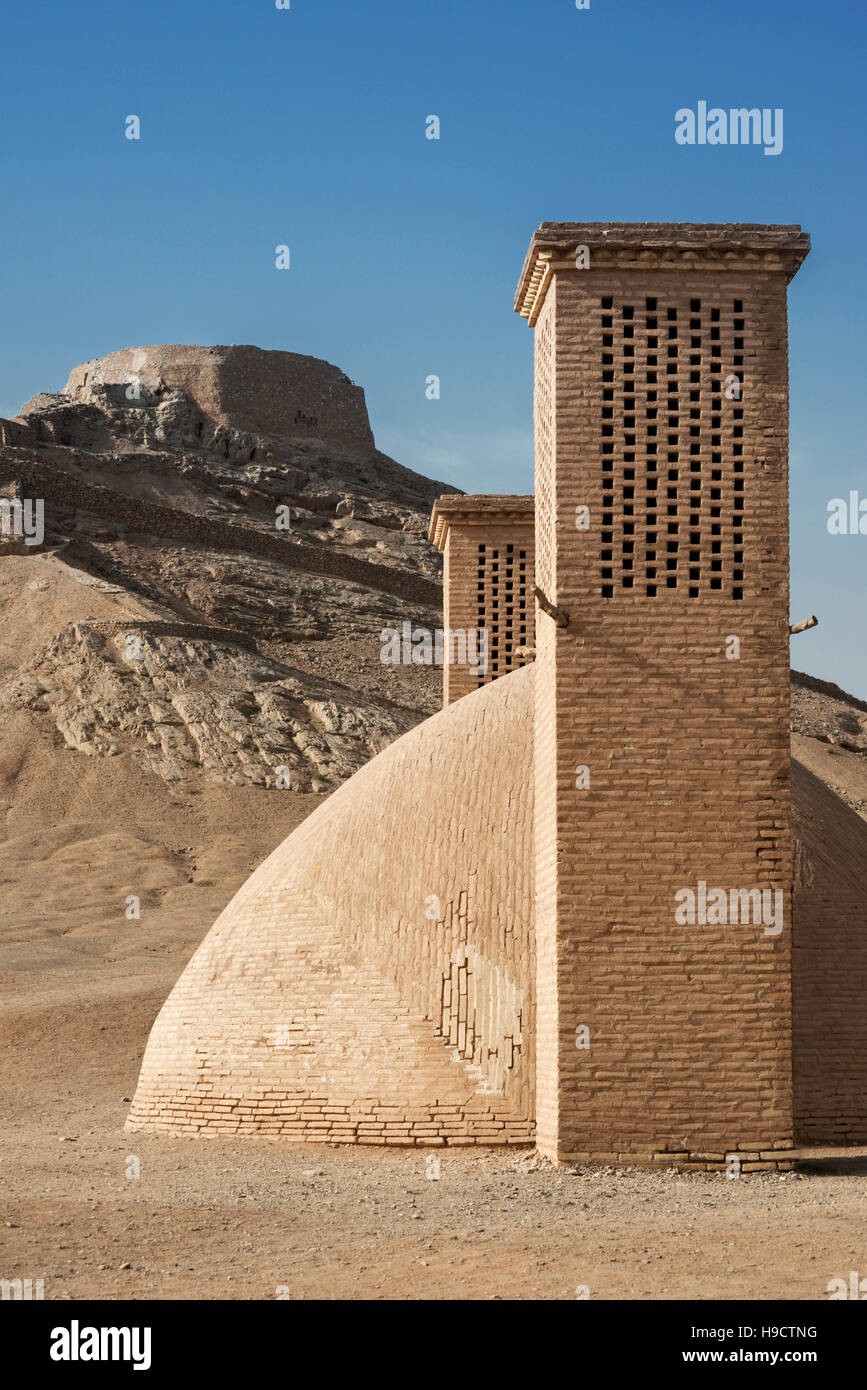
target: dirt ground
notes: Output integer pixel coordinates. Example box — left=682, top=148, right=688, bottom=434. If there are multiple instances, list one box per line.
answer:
left=2, top=561, right=867, bottom=1301
left=2, top=932, right=867, bottom=1301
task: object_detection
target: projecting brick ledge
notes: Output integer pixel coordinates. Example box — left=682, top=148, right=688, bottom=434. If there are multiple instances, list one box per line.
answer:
left=561, top=1149, right=797, bottom=1173
left=126, top=1091, right=535, bottom=1145
left=515, top=221, right=811, bottom=322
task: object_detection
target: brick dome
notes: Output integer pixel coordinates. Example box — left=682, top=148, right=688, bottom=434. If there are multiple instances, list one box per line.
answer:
left=127, top=658, right=867, bottom=1149
left=127, top=665, right=535, bottom=1145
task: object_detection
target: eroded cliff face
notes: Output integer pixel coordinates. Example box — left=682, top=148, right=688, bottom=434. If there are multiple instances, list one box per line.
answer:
left=0, top=619, right=418, bottom=791
left=0, top=345, right=457, bottom=789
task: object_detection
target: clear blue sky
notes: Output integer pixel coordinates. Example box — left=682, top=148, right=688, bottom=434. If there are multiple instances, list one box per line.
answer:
left=1, top=0, right=864, bottom=692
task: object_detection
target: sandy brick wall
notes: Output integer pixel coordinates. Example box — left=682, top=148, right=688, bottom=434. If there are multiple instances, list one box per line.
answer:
left=530, top=252, right=798, bottom=1165
left=431, top=499, right=535, bottom=707
left=124, top=223, right=845, bottom=1167
left=124, top=636, right=859, bottom=1158
left=442, top=521, right=534, bottom=704
left=128, top=666, right=535, bottom=1144
left=792, top=762, right=867, bottom=1143
left=532, top=289, right=560, bottom=1160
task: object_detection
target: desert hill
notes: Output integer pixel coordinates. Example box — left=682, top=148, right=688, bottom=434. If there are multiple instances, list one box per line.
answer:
left=1, top=345, right=867, bottom=1298
left=0, top=346, right=453, bottom=792
left=0, top=343, right=865, bottom=868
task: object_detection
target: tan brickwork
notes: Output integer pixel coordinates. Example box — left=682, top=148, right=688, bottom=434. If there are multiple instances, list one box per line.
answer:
left=128, top=666, right=535, bottom=1144
left=792, top=761, right=867, bottom=1144
left=430, top=497, right=535, bottom=705
left=520, top=223, right=809, bottom=1164
left=532, top=288, right=560, bottom=1160
left=127, top=651, right=844, bottom=1163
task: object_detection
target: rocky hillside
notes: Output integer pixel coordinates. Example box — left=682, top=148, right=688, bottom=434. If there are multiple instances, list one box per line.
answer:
left=0, top=343, right=865, bottom=814
left=791, top=669, right=867, bottom=821
left=0, top=346, right=454, bottom=792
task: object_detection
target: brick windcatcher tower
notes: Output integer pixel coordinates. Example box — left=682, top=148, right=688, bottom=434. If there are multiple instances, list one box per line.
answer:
left=430, top=496, right=535, bottom=705
left=516, top=223, right=810, bottom=1166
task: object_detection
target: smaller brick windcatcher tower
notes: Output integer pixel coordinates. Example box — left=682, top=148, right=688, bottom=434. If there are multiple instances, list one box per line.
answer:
left=516, top=223, right=810, bottom=1166
left=430, top=495, right=535, bottom=705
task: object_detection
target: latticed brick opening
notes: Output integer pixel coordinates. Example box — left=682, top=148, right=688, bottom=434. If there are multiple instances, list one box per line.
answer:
left=476, top=542, right=529, bottom=686
left=599, top=294, right=747, bottom=600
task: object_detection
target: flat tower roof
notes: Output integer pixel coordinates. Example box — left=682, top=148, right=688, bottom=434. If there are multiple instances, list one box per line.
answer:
left=515, top=221, right=811, bottom=324
left=429, top=494, right=535, bottom=550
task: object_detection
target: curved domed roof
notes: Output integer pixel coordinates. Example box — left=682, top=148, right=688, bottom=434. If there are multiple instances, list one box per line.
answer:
left=128, top=664, right=535, bottom=1144
left=128, top=659, right=867, bottom=1148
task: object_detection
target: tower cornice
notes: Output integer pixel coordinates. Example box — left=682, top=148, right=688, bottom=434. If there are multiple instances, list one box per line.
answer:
left=515, top=222, right=811, bottom=325
left=429, top=494, right=535, bottom=550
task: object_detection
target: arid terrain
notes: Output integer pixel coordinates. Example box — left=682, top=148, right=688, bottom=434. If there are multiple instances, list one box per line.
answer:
left=2, top=351, right=867, bottom=1300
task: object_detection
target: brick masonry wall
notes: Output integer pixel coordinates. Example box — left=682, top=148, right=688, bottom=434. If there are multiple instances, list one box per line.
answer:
left=533, top=288, right=560, bottom=1161
left=532, top=262, right=796, bottom=1164
left=124, top=640, right=857, bottom=1157
left=443, top=521, right=535, bottom=704
left=792, top=761, right=867, bottom=1144
left=128, top=666, right=535, bottom=1144
left=64, top=345, right=375, bottom=451
left=433, top=515, right=865, bottom=1155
